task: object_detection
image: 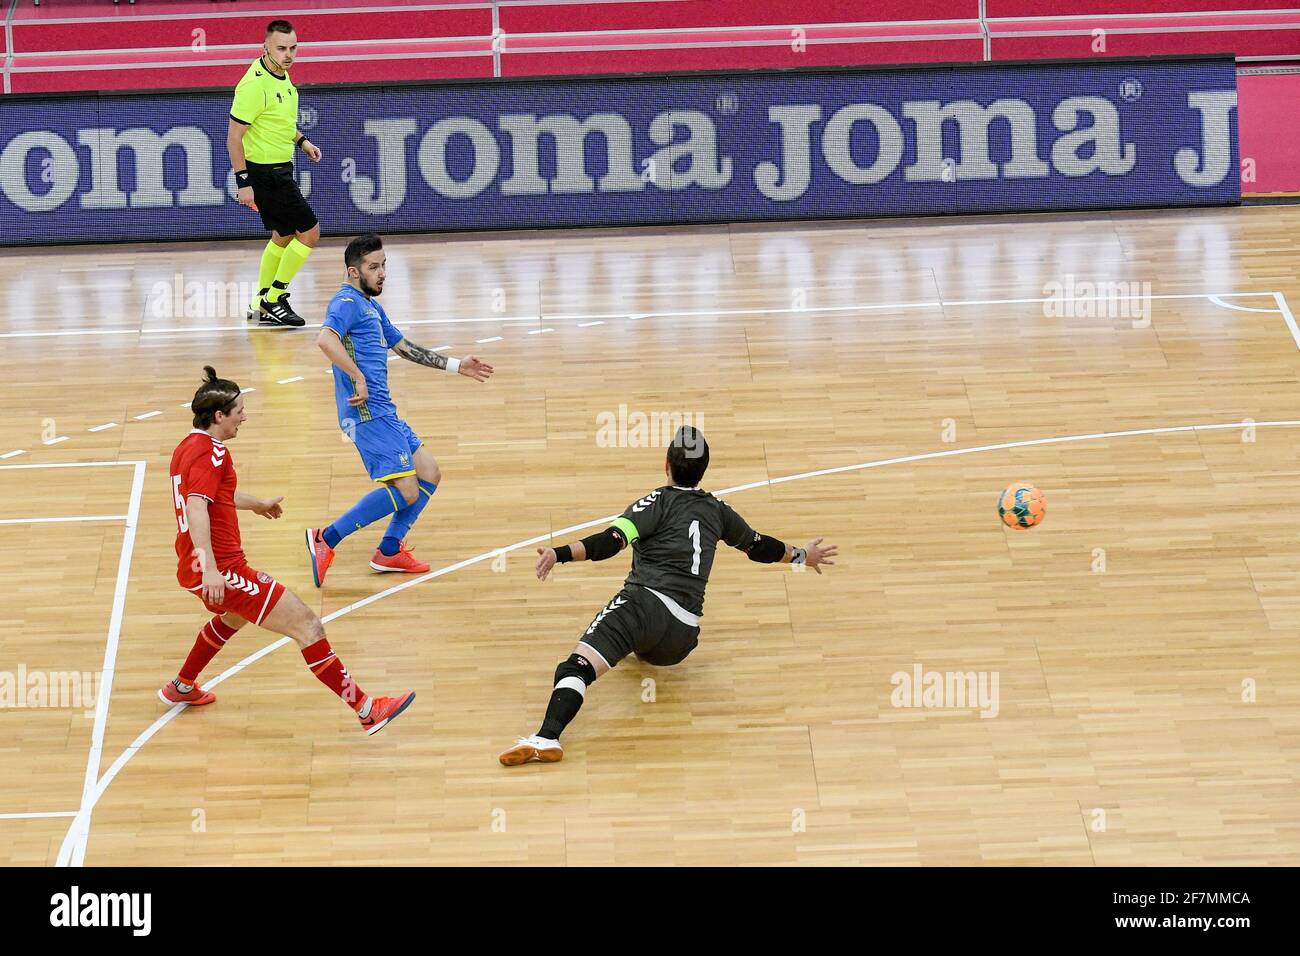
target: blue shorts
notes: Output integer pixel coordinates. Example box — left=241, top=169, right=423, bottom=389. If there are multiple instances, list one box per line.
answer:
left=349, top=415, right=422, bottom=482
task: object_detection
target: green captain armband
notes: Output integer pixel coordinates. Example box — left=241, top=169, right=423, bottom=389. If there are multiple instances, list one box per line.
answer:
left=611, top=516, right=640, bottom=545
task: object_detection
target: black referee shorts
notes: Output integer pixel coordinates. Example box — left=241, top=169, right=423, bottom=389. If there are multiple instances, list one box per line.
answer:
left=578, top=585, right=700, bottom=670
left=246, top=160, right=318, bottom=235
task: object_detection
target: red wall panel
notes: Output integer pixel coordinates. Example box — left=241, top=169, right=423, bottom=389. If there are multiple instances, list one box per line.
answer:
left=501, top=39, right=984, bottom=76
left=988, top=2, right=1296, bottom=15
left=11, top=8, right=493, bottom=54
left=1239, top=71, right=1300, bottom=194
left=991, top=25, right=1300, bottom=59
left=499, top=0, right=979, bottom=34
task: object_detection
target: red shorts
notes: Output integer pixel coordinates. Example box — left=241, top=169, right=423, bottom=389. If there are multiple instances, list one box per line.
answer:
left=181, top=561, right=286, bottom=626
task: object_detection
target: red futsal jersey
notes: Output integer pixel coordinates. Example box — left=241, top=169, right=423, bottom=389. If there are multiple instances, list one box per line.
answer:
left=170, top=428, right=245, bottom=586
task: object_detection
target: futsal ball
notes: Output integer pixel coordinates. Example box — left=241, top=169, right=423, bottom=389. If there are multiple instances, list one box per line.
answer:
left=998, top=482, right=1046, bottom=531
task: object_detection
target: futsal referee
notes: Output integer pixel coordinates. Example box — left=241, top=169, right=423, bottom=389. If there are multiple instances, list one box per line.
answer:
left=227, top=19, right=321, bottom=328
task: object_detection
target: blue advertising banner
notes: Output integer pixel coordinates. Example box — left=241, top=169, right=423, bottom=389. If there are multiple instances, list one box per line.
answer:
left=0, top=56, right=1239, bottom=245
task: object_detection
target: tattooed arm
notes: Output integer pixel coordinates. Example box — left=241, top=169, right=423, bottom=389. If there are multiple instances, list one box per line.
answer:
left=392, top=337, right=450, bottom=370
left=392, top=339, right=495, bottom=382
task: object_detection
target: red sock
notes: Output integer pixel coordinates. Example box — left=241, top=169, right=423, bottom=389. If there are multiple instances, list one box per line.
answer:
left=301, top=638, right=366, bottom=712
left=178, top=616, right=238, bottom=685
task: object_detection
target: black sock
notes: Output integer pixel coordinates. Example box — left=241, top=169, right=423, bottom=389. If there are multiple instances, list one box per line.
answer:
left=539, top=653, right=598, bottom=740
left=539, top=687, right=584, bottom=740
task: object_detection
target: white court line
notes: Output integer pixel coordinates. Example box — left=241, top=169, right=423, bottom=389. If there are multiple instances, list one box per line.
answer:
left=615, top=292, right=1280, bottom=322
left=43, top=437, right=69, bottom=446
left=0, top=514, right=128, bottom=526
left=132, top=411, right=162, bottom=421
left=277, top=376, right=305, bottom=385
left=87, top=423, right=118, bottom=433
left=0, top=811, right=78, bottom=820
left=0, top=329, right=138, bottom=340
left=577, top=321, right=605, bottom=328
left=0, top=291, right=1284, bottom=341
left=0, top=461, right=142, bottom=471
left=549, top=312, right=628, bottom=321
left=1208, top=295, right=1279, bottom=314
left=403, top=316, right=539, bottom=327
left=140, top=325, right=294, bottom=336
left=0, top=450, right=24, bottom=460
left=132, top=316, right=543, bottom=337
left=55, top=461, right=147, bottom=868
left=477, top=336, right=504, bottom=343
left=1272, top=292, right=1300, bottom=350
left=943, top=292, right=1276, bottom=307
left=528, top=328, right=555, bottom=335
left=723, top=420, right=1300, bottom=493
left=55, top=416, right=1300, bottom=864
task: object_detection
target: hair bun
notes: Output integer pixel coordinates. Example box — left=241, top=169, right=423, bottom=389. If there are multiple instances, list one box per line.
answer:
left=203, top=365, right=218, bottom=383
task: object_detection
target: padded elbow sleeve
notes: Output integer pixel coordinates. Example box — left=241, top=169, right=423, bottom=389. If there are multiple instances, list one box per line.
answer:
left=746, top=533, right=787, bottom=564
left=580, top=527, right=626, bottom=562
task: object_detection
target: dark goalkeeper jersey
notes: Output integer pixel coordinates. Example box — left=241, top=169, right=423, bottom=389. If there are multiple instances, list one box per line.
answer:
left=611, top=485, right=759, bottom=616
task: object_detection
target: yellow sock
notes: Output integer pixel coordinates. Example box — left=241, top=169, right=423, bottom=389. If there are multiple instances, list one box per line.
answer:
left=266, top=238, right=312, bottom=302
left=252, top=241, right=287, bottom=309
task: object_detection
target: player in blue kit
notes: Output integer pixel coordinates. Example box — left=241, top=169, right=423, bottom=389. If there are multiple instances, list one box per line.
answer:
left=306, top=233, right=494, bottom=584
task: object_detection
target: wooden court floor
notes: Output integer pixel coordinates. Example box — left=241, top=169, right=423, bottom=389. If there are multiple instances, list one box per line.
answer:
left=2, top=205, right=1300, bottom=865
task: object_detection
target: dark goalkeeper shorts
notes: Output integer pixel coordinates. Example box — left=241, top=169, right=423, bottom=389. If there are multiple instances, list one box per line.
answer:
left=246, top=160, right=318, bottom=235
left=577, top=585, right=700, bottom=670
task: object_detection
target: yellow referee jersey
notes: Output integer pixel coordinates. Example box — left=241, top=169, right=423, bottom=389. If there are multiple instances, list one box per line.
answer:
left=230, top=56, right=299, bottom=165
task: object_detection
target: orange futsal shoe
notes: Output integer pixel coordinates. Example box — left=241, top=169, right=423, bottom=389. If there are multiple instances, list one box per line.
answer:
left=359, top=692, right=416, bottom=736
left=158, top=680, right=216, bottom=706
left=369, top=541, right=430, bottom=574
left=306, top=528, right=335, bottom=588
left=499, top=735, right=564, bottom=766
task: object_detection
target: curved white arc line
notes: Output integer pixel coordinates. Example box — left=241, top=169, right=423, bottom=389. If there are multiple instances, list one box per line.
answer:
left=86, top=637, right=293, bottom=812
left=62, top=418, right=1300, bottom=863
left=1208, top=295, right=1281, bottom=313
left=728, top=420, right=1300, bottom=493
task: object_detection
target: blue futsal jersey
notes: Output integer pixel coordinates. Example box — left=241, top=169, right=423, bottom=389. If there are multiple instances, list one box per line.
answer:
left=322, top=283, right=405, bottom=426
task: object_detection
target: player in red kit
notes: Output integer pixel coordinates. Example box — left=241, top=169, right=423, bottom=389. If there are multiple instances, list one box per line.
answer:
left=162, top=366, right=416, bottom=736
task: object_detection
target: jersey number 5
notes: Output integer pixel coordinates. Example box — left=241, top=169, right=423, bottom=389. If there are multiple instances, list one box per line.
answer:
left=687, top=519, right=701, bottom=575
left=172, top=475, right=189, bottom=534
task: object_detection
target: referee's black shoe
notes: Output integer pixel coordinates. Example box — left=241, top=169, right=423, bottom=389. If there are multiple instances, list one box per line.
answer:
left=246, top=287, right=269, bottom=322
left=259, top=292, right=306, bottom=327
